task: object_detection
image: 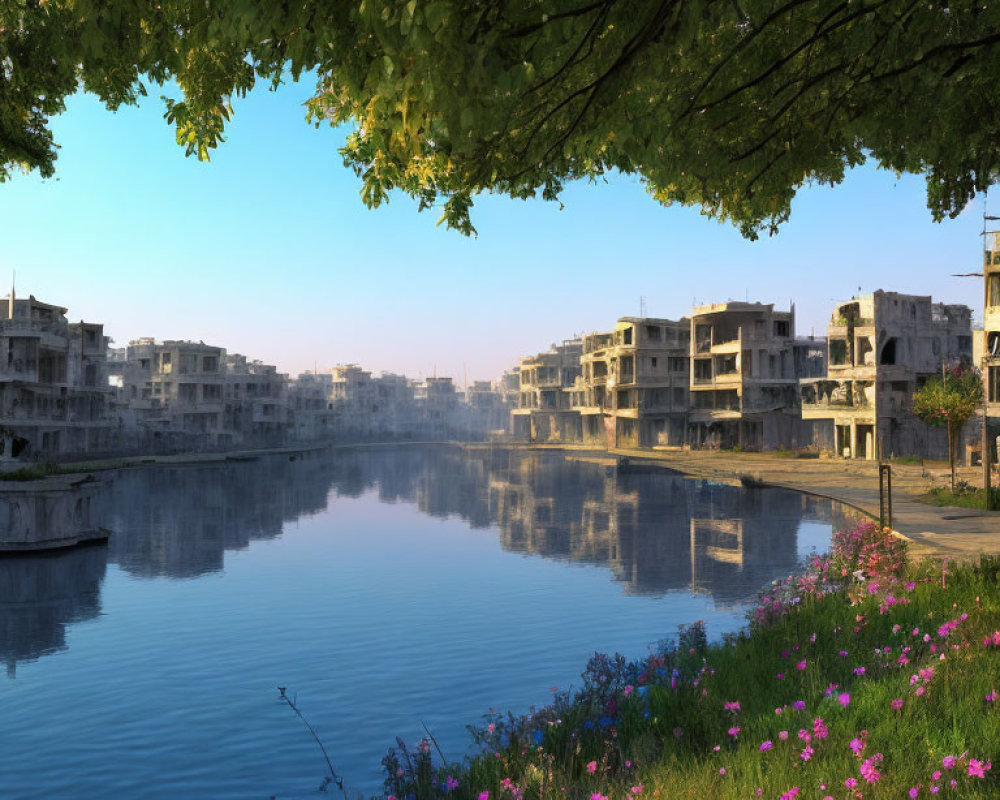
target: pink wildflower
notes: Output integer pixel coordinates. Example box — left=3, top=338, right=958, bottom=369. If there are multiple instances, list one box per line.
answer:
left=479, top=793, right=490, bottom=800
left=849, top=738, right=865, bottom=756
left=801, top=746, right=814, bottom=762
left=778, top=730, right=789, bottom=741
left=838, top=692, right=851, bottom=707
left=891, top=698, right=904, bottom=710
left=796, top=659, right=807, bottom=670
left=942, top=756, right=957, bottom=770
left=723, top=700, right=740, bottom=712
left=586, top=761, right=597, bottom=774
left=630, top=786, right=643, bottom=795
left=779, top=788, right=800, bottom=800
left=728, top=726, right=740, bottom=738
left=909, top=787, right=920, bottom=799
left=860, top=753, right=883, bottom=783
left=968, top=759, right=991, bottom=778
left=760, top=740, right=773, bottom=751
left=845, top=778, right=858, bottom=789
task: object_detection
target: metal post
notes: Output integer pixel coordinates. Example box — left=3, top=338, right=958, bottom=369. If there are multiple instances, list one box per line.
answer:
left=879, top=463, right=892, bottom=529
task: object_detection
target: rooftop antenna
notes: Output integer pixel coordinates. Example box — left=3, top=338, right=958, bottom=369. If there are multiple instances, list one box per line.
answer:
left=640, top=296, right=646, bottom=318
left=8, top=269, right=14, bottom=320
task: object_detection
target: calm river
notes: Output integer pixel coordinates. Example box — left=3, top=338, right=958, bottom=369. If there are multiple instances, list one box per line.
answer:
left=0, top=446, right=857, bottom=798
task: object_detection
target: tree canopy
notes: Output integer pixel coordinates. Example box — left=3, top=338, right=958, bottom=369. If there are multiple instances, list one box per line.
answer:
left=5, top=1, right=1000, bottom=235
left=912, top=365, right=983, bottom=491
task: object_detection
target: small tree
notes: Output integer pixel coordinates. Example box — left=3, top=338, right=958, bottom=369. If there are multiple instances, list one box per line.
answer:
left=912, top=366, right=984, bottom=492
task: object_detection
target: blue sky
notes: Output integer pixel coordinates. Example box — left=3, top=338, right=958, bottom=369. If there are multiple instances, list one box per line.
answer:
left=0, top=79, right=985, bottom=384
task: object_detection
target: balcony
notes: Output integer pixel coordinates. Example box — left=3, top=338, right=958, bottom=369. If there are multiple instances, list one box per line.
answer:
left=800, top=379, right=874, bottom=419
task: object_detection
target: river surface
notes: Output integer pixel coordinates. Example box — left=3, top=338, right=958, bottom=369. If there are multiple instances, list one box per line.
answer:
left=0, top=446, right=857, bottom=798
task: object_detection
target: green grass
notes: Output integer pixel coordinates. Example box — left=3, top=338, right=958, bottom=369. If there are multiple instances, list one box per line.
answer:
left=0, top=461, right=66, bottom=481
left=923, top=482, right=1000, bottom=510
left=377, top=539, right=1000, bottom=800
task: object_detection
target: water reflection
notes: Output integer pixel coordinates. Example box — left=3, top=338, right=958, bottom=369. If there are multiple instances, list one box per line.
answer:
left=1, top=446, right=857, bottom=675
left=0, top=544, right=106, bottom=677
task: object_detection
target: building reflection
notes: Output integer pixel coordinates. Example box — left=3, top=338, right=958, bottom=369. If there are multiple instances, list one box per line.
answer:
left=0, top=544, right=106, bottom=677
left=1, top=446, right=856, bottom=675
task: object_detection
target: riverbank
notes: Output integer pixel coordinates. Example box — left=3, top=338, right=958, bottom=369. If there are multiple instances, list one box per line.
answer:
left=481, top=443, right=1000, bottom=561
left=381, top=521, right=1000, bottom=800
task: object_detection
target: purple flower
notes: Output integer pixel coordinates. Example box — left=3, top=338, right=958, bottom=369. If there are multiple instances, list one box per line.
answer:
left=838, top=692, right=851, bottom=707
left=760, top=740, right=773, bottom=752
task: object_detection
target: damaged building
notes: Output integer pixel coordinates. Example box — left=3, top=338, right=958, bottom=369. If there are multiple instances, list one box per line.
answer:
left=688, top=302, right=825, bottom=451
left=801, top=291, right=973, bottom=460
left=983, top=234, right=1000, bottom=460
left=0, top=292, right=113, bottom=460
left=572, top=317, right=690, bottom=448
left=510, top=339, right=583, bottom=442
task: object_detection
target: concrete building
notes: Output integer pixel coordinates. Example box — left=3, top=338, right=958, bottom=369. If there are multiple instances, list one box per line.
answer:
left=116, top=339, right=228, bottom=450
left=801, top=291, right=973, bottom=460
left=688, top=302, right=825, bottom=451
left=224, top=354, right=289, bottom=446
left=465, top=379, right=511, bottom=434
left=0, top=292, right=113, bottom=459
left=572, top=317, right=690, bottom=448
left=982, top=234, right=1000, bottom=462
left=287, top=371, right=334, bottom=441
left=510, top=339, right=583, bottom=442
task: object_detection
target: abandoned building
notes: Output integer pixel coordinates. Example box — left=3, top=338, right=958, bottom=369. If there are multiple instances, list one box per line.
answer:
left=223, top=354, right=289, bottom=446
left=510, top=339, right=583, bottom=442
left=113, top=339, right=231, bottom=450
left=801, top=291, right=973, bottom=460
left=571, top=317, right=691, bottom=448
left=983, top=234, right=1000, bottom=460
left=688, top=302, right=825, bottom=451
left=0, top=292, right=113, bottom=459
left=287, top=371, right=335, bottom=441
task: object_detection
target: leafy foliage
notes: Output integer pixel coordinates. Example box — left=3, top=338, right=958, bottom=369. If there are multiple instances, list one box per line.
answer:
left=913, top=366, right=984, bottom=490
left=6, top=2, right=1000, bottom=234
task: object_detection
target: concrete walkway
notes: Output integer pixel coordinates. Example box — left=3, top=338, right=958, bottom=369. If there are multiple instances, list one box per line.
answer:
left=602, top=447, right=1000, bottom=560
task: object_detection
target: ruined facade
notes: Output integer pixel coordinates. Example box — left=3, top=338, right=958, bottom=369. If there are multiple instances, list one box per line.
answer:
left=801, top=291, right=973, bottom=460
left=114, top=339, right=230, bottom=450
left=571, top=317, right=690, bottom=448
left=688, top=302, right=824, bottom=451
left=510, top=339, right=583, bottom=442
left=0, top=293, right=112, bottom=459
left=983, top=234, right=1000, bottom=458
left=224, top=354, right=289, bottom=447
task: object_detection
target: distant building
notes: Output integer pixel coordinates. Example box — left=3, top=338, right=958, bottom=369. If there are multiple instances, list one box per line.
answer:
left=688, top=302, right=824, bottom=451
left=801, top=291, right=972, bottom=460
left=287, top=371, right=334, bottom=441
left=117, top=339, right=228, bottom=450
left=573, top=317, right=690, bottom=448
left=0, top=292, right=112, bottom=459
left=224, top=354, right=289, bottom=446
left=982, top=234, right=1000, bottom=461
left=510, top=339, right=583, bottom=442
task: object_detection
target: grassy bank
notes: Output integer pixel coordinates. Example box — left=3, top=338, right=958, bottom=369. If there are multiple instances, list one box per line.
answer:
left=923, top=482, right=1000, bottom=510
left=379, top=523, right=998, bottom=800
